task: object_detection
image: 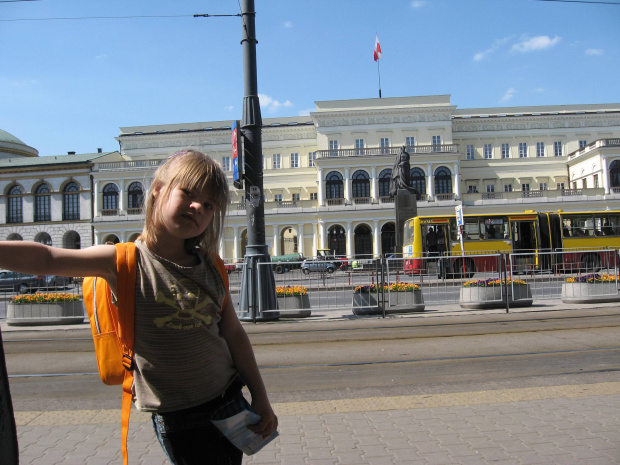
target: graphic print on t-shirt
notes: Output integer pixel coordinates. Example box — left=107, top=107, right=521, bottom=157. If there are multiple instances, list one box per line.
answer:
left=153, top=278, right=215, bottom=330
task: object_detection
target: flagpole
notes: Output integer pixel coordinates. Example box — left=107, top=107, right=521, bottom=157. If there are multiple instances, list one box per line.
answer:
left=377, top=59, right=382, bottom=98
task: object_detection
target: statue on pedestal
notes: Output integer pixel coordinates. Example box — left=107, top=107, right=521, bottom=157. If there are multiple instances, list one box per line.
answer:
left=389, top=147, right=418, bottom=198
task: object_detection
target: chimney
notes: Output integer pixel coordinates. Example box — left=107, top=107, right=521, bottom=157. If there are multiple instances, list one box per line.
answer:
left=97, top=148, right=102, bottom=153
left=67, top=151, right=76, bottom=155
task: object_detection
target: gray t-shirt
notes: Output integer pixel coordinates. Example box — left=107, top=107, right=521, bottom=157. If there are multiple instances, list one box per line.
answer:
left=132, top=240, right=237, bottom=413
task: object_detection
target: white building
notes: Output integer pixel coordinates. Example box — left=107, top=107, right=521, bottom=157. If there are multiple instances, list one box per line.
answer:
left=3, top=95, right=620, bottom=260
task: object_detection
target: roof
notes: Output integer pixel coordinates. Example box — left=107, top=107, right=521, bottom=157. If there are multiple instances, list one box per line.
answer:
left=0, top=151, right=119, bottom=169
left=0, top=129, right=25, bottom=145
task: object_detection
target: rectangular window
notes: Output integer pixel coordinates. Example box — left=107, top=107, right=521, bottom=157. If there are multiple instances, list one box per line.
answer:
left=272, top=154, right=281, bottom=169
left=406, top=136, right=415, bottom=147
left=292, top=193, right=300, bottom=202
left=504, top=184, right=513, bottom=192
left=536, top=142, right=545, bottom=157
left=553, top=141, right=563, bottom=157
left=556, top=182, right=565, bottom=190
left=501, top=143, right=510, bottom=159
left=310, top=192, right=318, bottom=201
left=484, top=144, right=493, bottom=159
left=380, top=137, right=390, bottom=154
left=274, top=194, right=282, bottom=202
left=519, top=142, right=528, bottom=158
left=308, top=151, right=316, bottom=167
left=329, top=140, right=338, bottom=156
left=432, top=135, right=442, bottom=151
left=467, top=185, right=478, bottom=193
left=486, top=184, right=495, bottom=193
left=221, top=156, right=230, bottom=172
left=521, top=183, right=530, bottom=192
left=290, top=152, right=299, bottom=168
left=579, top=140, right=587, bottom=149
left=355, top=138, right=365, bottom=155
left=582, top=179, right=587, bottom=189
left=594, top=174, right=599, bottom=188
left=539, top=183, right=548, bottom=191
left=466, top=145, right=475, bottom=160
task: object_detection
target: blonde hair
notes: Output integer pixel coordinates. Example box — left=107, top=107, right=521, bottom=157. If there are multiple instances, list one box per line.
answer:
left=141, top=150, right=229, bottom=255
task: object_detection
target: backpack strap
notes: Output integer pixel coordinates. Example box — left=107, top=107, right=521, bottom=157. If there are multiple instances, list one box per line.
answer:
left=114, top=243, right=137, bottom=465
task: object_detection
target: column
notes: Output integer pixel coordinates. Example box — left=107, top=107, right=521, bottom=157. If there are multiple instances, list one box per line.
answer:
left=297, top=223, right=305, bottom=257
left=427, top=164, right=434, bottom=201
left=344, top=167, right=351, bottom=204
left=118, top=179, right=125, bottom=215
left=93, top=180, right=100, bottom=218
left=317, top=168, right=324, bottom=206
left=318, top=219, right=326, bottom=253
left=233, top=226, right=240, bottom=260
left=371, top=166, right=378, bottom=203
left=453, top=162, right=461, bottom=200
left=272, top=225, right=279, bottom=256
left=373, top=220, right=381, bottom=258
left=346, top=221, right=353, bottom=257
left=602, top=158, right=610, bottom=194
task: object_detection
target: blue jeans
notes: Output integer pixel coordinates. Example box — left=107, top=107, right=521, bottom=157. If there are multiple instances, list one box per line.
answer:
left=152, top=380, right=246, bottom=465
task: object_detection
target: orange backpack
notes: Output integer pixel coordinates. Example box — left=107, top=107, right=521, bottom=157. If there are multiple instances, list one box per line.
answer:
left=83, top=242, right=137, bottom=465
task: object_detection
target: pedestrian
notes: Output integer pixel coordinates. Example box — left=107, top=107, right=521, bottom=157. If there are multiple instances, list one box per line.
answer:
left=0, top=150, right=277, bottom=464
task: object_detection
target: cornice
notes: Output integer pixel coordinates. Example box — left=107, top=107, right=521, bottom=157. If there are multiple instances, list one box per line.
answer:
left=453, top=113, right=620, bottom=133
left=313, top=110, right=454, bottom=128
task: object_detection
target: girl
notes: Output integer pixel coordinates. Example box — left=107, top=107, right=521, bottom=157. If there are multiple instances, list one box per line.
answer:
left=0, top=150, right=277, bottom=464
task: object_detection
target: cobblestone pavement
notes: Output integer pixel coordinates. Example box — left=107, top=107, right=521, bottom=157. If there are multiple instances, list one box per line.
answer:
left=15, top=382, right=620, bottom=465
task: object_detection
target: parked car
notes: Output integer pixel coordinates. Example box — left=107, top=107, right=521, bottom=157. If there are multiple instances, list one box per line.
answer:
left=45, top=275, right=73, bottom=288
left=301, top=259, right=336, bottom=274
left=0, top=270, right=48, bottom=294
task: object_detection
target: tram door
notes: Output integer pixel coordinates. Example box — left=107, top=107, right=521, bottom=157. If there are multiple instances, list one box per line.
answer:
left=511, top=220, right=538, bottom=272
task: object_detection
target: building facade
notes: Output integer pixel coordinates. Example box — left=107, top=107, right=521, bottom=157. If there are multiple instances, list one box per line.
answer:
left=3, top=95, right=620, bottom=260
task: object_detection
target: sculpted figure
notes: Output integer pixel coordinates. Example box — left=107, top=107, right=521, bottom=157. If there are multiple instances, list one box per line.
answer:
left=389, top=146, right=417, bottom=198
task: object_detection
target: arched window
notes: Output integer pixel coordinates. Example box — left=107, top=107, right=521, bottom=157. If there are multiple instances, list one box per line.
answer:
left=351, top=170, right=370, bottom=199
left=610, top=160, right=620, bottom=189
left=63, top=182, right=80, bottom=221
left=409, top=168, right=426, bottom=198
left=34, top=232, right=52, bottom=246
left=63, top=231, right=81, bottom=249
left=127, top=182, right=144, bottom=212
left=7, top=185, right=23, bottom=224
left=354, top=224, right=373, bottom=258
left=103, top=183, right=119, bottom=212
left=327, top=225, right=346, bottom=257
left=434, top=167, right=452, bottom=194
left=35, top=183, right=51, bottom=222
left=381, top=223, right=396, bottom=256
left=325, top=171, right=344, bottom=200
left=378, top=169, right=392, bottom=197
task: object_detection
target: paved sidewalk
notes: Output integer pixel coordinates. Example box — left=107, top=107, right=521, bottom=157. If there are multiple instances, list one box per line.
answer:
left=15, top=382, right=620, bottom=464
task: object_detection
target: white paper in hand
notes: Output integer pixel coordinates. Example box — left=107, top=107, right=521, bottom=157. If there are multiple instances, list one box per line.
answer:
left=211, top=409, right=278, bottom=455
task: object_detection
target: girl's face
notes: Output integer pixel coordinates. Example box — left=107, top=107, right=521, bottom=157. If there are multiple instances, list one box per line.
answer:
left=157, top=184, right=215, bottom=241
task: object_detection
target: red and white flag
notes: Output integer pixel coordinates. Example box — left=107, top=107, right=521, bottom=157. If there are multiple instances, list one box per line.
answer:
left=373, top=35, right=382, bottom=61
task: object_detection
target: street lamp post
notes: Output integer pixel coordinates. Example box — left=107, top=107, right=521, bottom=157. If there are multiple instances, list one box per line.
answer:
left=237, top=0, right=278, bottom=321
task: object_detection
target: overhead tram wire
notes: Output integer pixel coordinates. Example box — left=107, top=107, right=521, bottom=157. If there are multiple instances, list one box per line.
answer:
left=0, top=14, right=194, bottom=22
left=536, top=0, right=620, bottom=4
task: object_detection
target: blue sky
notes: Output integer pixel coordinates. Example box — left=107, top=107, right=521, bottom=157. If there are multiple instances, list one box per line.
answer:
left=1, top=0, right=619, bottom=157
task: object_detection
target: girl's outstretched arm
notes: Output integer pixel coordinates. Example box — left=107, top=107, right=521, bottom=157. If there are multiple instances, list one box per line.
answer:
left=0, top=242, right=118, bottom=290
left=219, top=298, right=278, bottom=438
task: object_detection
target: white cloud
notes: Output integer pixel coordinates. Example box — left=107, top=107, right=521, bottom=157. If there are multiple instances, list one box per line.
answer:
left=298, top=108, right=314, bottom=116
left=473, top=36, right=512, bottom=62
left=225, top=105, right=235, bottom=111
left=511, top=35, right=561, bottom=53
left=284, top=20, right=293, bottom=29
left=501, top=88, right=517, bottom=103
left=410, top=0, right=426, bottom=8
left=585, top=48, right=603, bottom=56
left=258, top=94, right=293, bottom=113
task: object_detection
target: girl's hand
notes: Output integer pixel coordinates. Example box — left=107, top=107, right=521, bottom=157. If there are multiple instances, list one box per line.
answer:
left=248, top=399, right=278, bottom=438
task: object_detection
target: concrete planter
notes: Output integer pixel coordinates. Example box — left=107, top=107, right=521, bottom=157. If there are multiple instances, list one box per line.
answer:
left=460, top=284, right=532, bottom=309
left=560, top=282, right=620, bottom=304
left=352, top=293, right=381, bottom=315
left=7, top=301, right=85, bottom=326
left=277, top=294, right=311, bottom=318
left=386, top=289, right=425, bottom=313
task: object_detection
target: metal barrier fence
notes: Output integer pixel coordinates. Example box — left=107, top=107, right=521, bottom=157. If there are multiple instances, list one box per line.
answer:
left=229, top=248, right=620, bottom=320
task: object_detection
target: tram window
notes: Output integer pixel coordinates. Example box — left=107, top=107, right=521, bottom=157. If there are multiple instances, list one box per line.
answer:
left=481, top=217, right=508, bottom=240
left=464, top=218, right=480, bottom=240
left=564, top=215, right=595, bottom=237
left=600, top=214, right=620, bottom=235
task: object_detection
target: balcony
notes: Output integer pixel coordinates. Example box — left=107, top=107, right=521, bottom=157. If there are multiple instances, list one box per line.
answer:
left=316, top=144, right=459, bottom=159
left=568, top=138, right=620, bottom=160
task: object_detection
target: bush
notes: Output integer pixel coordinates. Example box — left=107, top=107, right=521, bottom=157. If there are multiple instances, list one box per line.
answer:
left=565, top=273, right=617, bottom=283
left=275, top=285, right=307, bottom=296
left=463, top=278, right=527, bottom=288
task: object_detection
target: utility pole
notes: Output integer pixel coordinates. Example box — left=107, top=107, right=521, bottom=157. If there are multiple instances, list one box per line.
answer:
left=237, top=0, right=278, bottom=321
